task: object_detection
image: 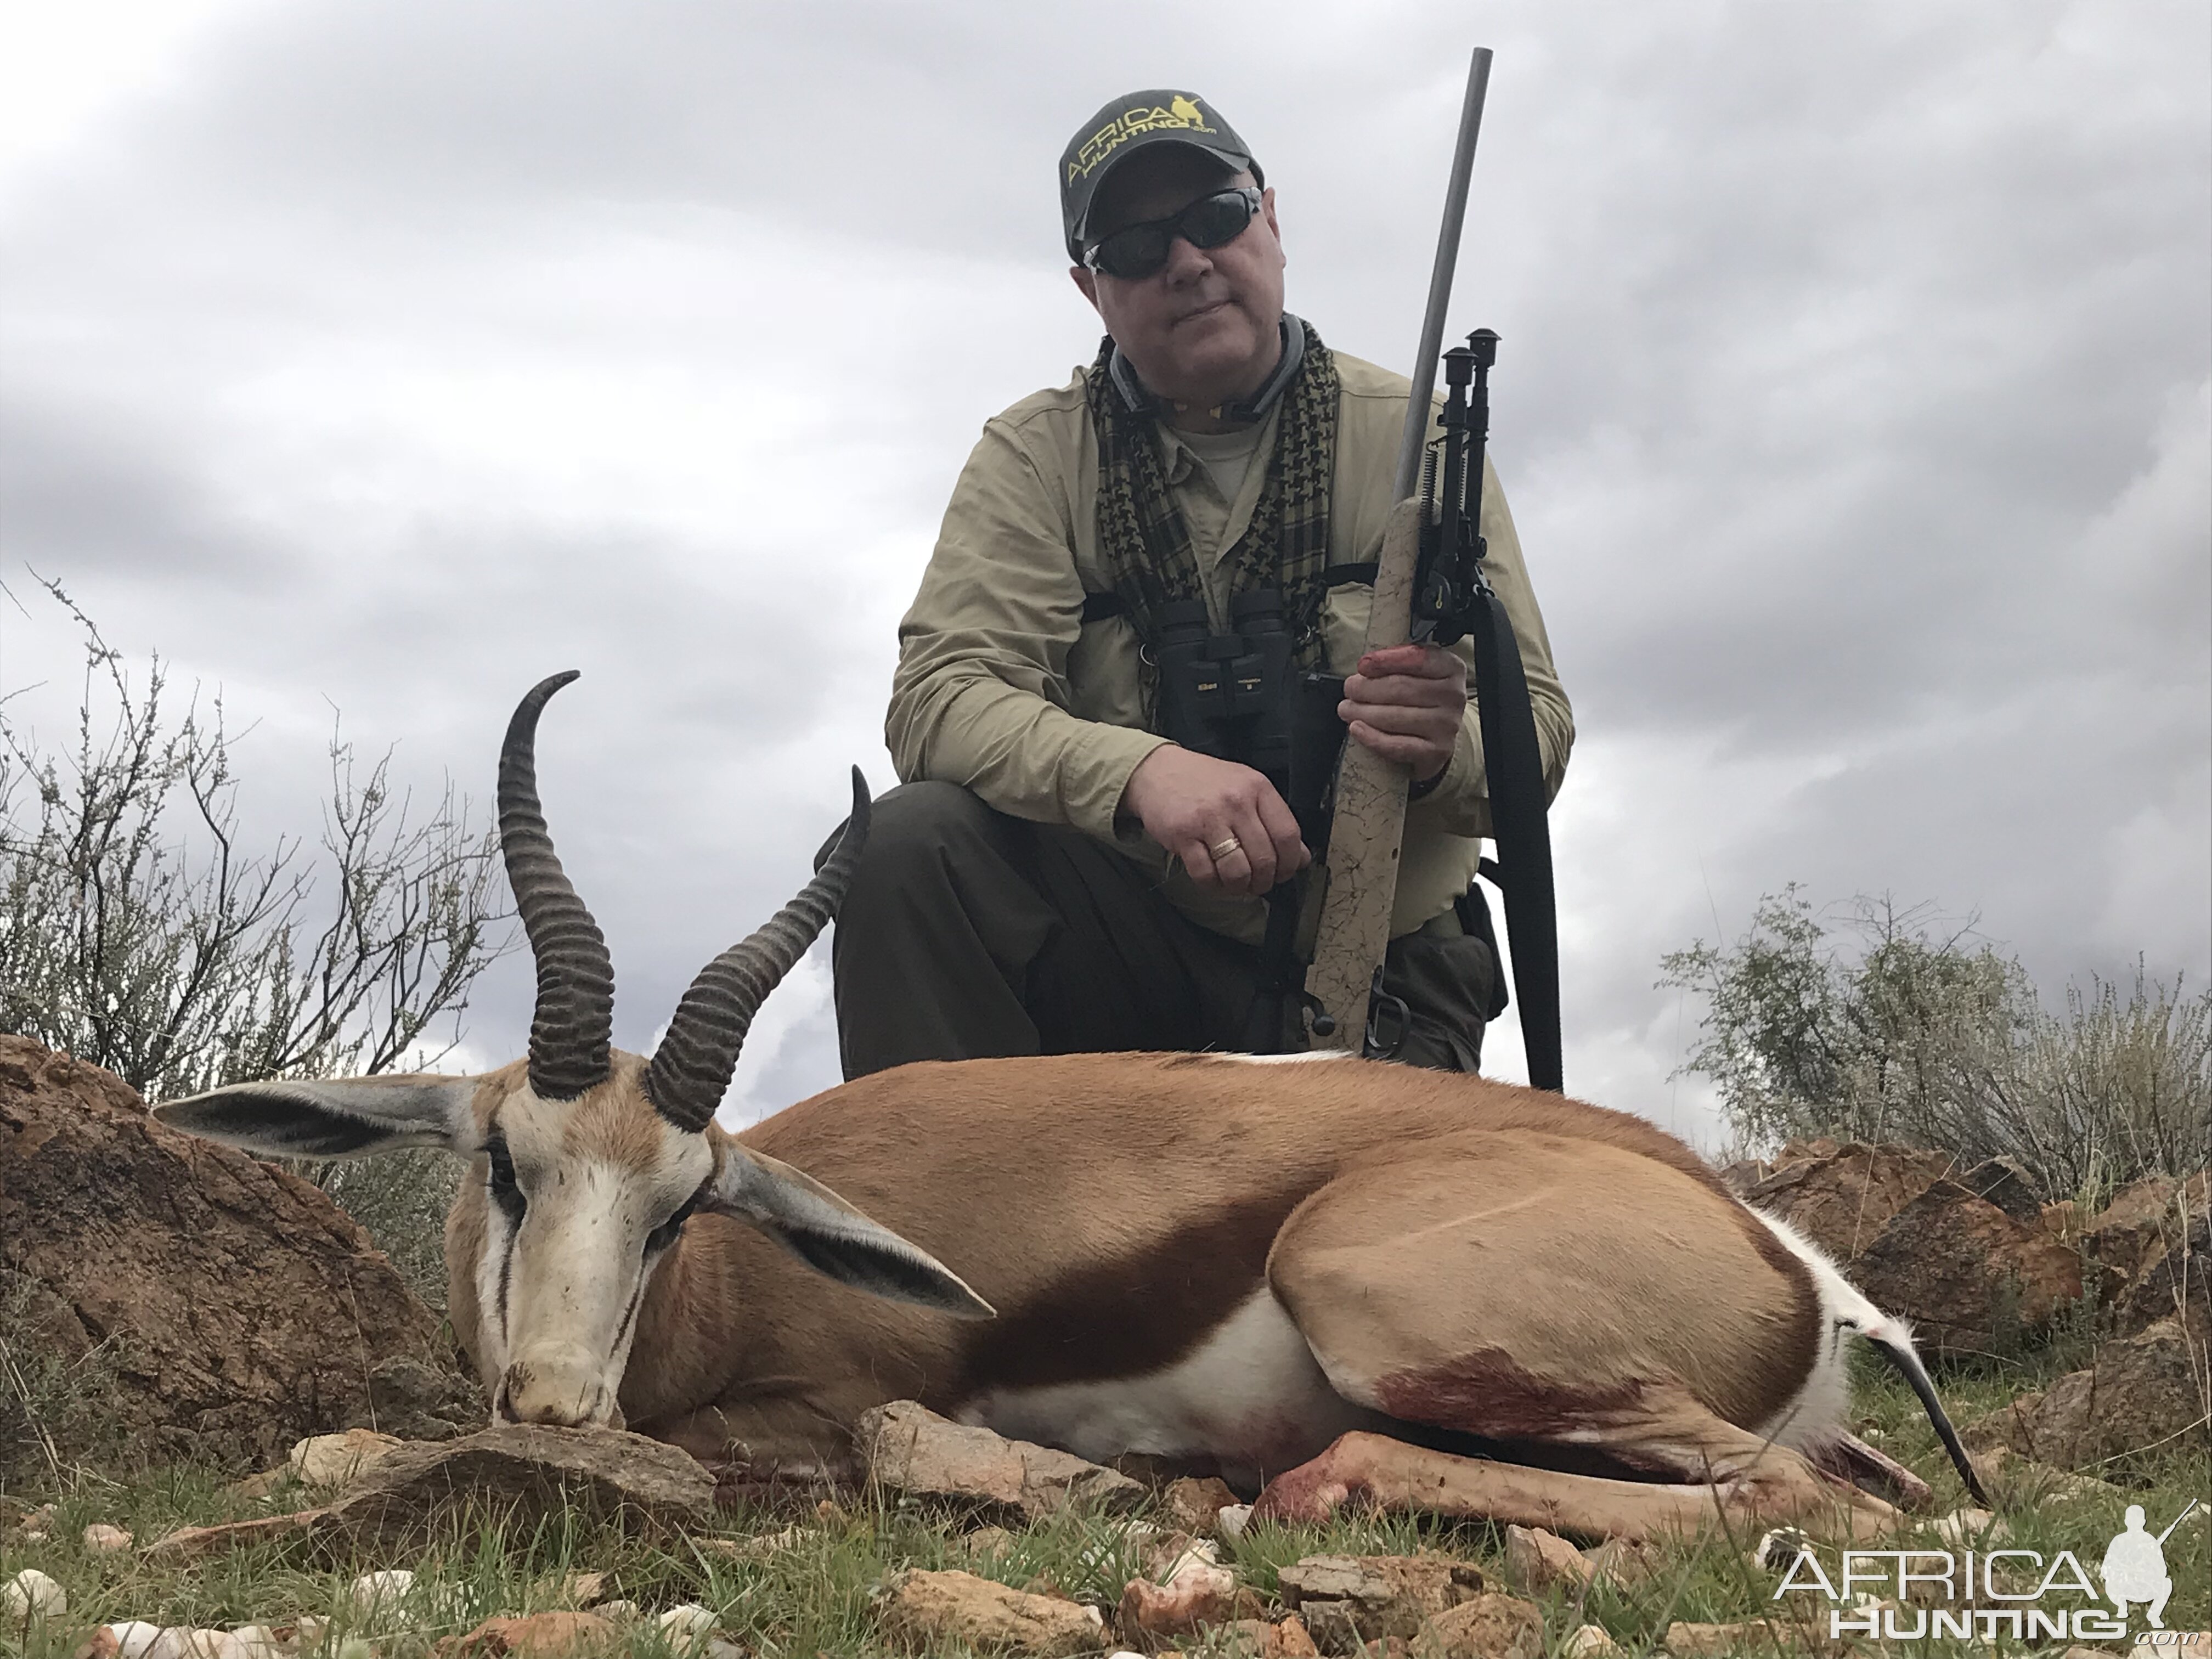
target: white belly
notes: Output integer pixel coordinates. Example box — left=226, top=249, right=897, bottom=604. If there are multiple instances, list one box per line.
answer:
left=956, top=1288, right=1370, bottom=1489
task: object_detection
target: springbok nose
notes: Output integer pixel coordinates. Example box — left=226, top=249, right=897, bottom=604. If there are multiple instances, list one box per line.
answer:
left=499, top=1348, right=619, bottom=1429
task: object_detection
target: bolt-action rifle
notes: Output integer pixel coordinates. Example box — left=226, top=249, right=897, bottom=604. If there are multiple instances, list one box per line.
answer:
left=1301, top=47, right=1564, bottom=1091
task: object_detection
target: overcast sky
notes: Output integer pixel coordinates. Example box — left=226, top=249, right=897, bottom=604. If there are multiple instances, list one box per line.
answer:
left=2, top=0, right=2205, bottom=1146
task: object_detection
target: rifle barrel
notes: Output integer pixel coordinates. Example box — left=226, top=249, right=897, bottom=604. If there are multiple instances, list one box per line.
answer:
left=1392, top=48, right=1494, bottom=504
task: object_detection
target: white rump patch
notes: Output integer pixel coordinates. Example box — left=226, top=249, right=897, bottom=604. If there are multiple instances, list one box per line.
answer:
left=1744, top=1206, right=1899, bottom=1451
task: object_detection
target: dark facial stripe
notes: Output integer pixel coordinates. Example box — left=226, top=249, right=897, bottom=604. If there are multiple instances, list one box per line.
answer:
left=611, top=1270, right=647, bottom=1358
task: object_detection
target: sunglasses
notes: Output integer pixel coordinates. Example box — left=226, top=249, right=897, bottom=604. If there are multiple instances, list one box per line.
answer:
left=1082, top=187, right=1263, bottom=280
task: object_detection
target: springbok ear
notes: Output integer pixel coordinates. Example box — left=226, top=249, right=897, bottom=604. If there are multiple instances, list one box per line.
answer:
left=152, top=1076, right=481, bottom=1159
left=706, top=1148, right=995, bottom=1319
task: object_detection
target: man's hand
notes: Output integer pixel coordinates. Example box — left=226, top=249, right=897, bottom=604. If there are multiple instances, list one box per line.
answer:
left=1120, top=746, right=1309, bottom=896
left=1341, top=643, right=1466, bottom=783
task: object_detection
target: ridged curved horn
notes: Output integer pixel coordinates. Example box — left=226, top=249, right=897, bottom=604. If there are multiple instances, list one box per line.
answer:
left=499, top=672, right=615, bottom=1101
left=646, top=769, right=872, bottom=1132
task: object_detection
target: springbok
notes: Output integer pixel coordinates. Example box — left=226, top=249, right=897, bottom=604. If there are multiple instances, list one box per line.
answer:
left=155, top=673, right=1985, bottom=1541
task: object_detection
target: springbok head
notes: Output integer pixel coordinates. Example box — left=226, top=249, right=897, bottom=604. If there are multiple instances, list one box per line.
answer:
left=153, top=672, right=989, bottom=1428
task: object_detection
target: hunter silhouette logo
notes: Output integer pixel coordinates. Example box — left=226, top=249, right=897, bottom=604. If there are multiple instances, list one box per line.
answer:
left=2102, top=1501, right=2204, bottom=1630
left=1068, top=95, right=1216, bottom=181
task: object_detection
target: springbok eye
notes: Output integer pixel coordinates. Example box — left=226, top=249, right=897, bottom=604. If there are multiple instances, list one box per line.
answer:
left=645, top=1188, right=704, bottom=1256
left=484, top=1137, right=526, bottom=1222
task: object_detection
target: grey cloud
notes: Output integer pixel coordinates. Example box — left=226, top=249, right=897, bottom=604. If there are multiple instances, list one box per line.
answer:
left=1, top=0, right=2203, bottom=1137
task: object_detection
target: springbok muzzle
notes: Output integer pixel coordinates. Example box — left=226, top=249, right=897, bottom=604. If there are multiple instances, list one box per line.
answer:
left=498, top=1346, right=624, bottom=1430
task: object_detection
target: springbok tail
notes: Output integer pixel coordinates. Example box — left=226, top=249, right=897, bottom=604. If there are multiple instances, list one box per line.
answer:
left=1846, top=1308, right=1990, bottom=1507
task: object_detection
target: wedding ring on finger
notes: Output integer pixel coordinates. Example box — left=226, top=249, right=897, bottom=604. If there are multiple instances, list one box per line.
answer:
left=1209, top=834, right=1244, bottom=861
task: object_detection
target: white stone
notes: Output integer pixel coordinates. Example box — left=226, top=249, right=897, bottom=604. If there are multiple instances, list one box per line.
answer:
left=1564, top=1628, right=1622, bottom=1658
left=654, top=1605, right=718, bottom=1648
left=227, top=1626, right=290, bottom=1659
left=594, top=1601, right=642, bottom=1624
left=2, top=1568, right=66, bottom=1622
left=346, top=1568, right=415, bottom=1612
left=83, top=1523, right=135, bottom=1554
left=1215, top=1502, right=1252, bottom=1541
left=289, top=1616, right=331, bottom=1653
left=150, top=1631, right=247, bottom=1659
left=108, top=1621, right=165, bottom=1659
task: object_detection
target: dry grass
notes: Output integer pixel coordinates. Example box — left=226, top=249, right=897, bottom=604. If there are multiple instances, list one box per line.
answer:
left=1, top=1340, right=2203, bottom=1658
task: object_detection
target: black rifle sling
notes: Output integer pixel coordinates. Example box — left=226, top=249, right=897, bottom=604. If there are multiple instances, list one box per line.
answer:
left=1465, top=583, right=1561, bottom=1091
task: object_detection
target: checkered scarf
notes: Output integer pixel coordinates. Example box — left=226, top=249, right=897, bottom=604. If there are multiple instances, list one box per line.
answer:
left=1088, top=318, right=1339, bottom=668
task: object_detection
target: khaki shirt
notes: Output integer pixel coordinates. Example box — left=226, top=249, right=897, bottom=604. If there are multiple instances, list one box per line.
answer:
left=888, top=346, right=1574, bottom=945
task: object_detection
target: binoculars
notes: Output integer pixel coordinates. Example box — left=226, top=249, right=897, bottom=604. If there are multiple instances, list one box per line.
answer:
left=1152, top=589, right=1297, bottom=789
left=1152, top=588, right=1342, bottom=849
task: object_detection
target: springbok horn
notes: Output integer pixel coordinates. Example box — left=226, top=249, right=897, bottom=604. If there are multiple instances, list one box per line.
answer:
left=499, top=672, right=616, bottom=1101
left=645, top=769, right=872, bottom=1133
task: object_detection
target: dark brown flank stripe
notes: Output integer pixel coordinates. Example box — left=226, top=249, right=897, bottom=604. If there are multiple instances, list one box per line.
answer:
left=961, top=1193, right=1300, bottom=1389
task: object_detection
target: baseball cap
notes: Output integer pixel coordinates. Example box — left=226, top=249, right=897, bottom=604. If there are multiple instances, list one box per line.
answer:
left=1059, top=90, right=1260, bottom=262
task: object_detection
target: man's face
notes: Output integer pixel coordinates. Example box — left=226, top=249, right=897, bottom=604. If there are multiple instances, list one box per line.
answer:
left=1071, top=149, right=1286, bottom=411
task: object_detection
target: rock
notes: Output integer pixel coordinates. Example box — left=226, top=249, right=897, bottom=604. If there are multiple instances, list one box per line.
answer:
left=1956, top=1156, right=2044, bottom=1222
left=1848, top=1180, right=2085, bottom=1352
left=1500, top=1525, right=1589, bottom=1592
left=1561, top=1628, right=1620, bottom=1658
left=157, top=1632, right=253, bottom=1659
left=1118, top=1560, right=1238, bottom=1638
left=2041, top=1199, right=2083, bottom=1243
left=145, top=1424, right=714, bottom=1561
left=1277, top=1554, right=1485, bottom=1646
left=363, top=1353, right=483, bottom=1441
left=654, top=1606, right=718, bottom=1649
left=1216, top=1503, right=1253, bottom=1541
left=856, top=1400, right=1144, bottom=1522
left=290, top=1429, right=405, bottom=1488
left=433, top=1612, right=621, bottom=1658
left=1161, top=1475, right=1240, bottom=1536
left=99, top=1622, right=164, bottom=1659
left=1582, top=1539, right=1657, bottom=1589
left=82, top=1523, right=134, bottom=1553
left=874, top=1567, right=1108, bottom=1655
left=1714, top=1156, right=1770, bottom=1197
left=348, top=1568, right=419, bottom=1612
left=3, top=1567, right=67, bottom=1622
left=2117, top=1207, right=2209, bottom=1336
left=591, top=1602, right=640, bottom=1625
left=1410, top=1595, right=1544, bottom=1659
left=1964, top=1316, right=2211, bottom=1465
left=1741, top=1143, right=1958, bottom=1262
left=0, top=1036, right=481, bottom=1472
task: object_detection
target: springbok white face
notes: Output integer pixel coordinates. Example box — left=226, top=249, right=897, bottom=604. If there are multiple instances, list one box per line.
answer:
left=153, top=672, right=989, bottom=1430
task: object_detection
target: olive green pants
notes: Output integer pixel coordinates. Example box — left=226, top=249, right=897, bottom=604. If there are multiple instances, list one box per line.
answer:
left=829, top=782, right=1496, bottom=1081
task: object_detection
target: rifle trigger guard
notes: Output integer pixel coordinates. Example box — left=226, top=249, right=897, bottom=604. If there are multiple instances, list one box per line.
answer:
left=1362, top=966, right=1410, bottom=1062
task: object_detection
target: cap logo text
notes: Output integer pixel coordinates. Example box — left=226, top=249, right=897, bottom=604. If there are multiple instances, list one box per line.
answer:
left=1068, top=95, right=1215, bottom=182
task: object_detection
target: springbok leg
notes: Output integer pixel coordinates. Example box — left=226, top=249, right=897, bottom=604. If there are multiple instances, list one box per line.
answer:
left=1261, top=1133, right=1901, bottom=1541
